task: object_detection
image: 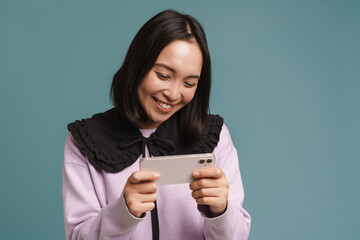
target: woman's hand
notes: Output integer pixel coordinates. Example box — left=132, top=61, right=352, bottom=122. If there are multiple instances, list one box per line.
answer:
left=123, top=171, right=160, bottom=218
left=189, top=167, right=229, bottom=217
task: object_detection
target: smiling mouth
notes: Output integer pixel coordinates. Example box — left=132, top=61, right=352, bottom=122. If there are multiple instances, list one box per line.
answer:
left=153, top=97, right=173, bottom=110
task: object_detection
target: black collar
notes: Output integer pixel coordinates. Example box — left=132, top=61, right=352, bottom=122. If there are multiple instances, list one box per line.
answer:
left=67, top=108, right=223, bottom=173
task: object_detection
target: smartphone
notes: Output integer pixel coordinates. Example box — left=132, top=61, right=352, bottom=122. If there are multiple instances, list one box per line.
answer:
left=140, top=153, right=216, bottom=185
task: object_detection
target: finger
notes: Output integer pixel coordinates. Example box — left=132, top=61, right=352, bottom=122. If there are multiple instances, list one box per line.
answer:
left=195, top=196, right=220, bottom=206
left=128, top=202, right=156, bottom=218
left=191, top=187, right=224, bottom=199
left=125, top=192, right=157, bottom=206
left=124, top=181, right=157, bottom=198
left=193, top=167, right=223, bottom=179
left=194, top=196, right=228, bottom=215
left=189, top=178, right=224, bottom=191
left=139, top=193, right=157, bottom=203
left=129, top=171, right=160, bottom=184
left=140, top=202, right=156, bottom=212
left=126, top=192, right=157, bottom=203
left=135, top=182, right=158, bottom=194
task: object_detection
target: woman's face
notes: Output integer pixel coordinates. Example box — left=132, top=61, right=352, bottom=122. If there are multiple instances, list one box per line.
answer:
left=137, top=39, right=203, bottom=129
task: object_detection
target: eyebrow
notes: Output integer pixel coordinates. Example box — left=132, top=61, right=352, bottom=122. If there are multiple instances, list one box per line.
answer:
left=154, top=63, right=200, bottom=79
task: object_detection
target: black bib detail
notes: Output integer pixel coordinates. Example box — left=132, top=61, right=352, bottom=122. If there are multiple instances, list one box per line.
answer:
left=67, top=108, right=223, bottom=173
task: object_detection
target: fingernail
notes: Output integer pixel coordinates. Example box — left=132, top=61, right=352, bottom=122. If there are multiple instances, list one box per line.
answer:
left=193, top=171, right=200, bottom=177
left=154, top=173, right=160, bottom=179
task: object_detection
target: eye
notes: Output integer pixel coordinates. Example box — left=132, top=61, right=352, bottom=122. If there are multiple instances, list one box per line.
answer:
left=184, top=82, right=196, bottom=88
left=155, top=71, right=170, bottom=80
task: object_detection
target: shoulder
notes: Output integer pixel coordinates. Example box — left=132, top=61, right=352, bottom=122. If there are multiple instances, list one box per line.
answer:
left=219, top=124, right=234, bottom=147
left=213, top=122, right=236, bottom=157
left=190, top=114, right=223, bottom=154
left=206, top=114, right=223, bottom=127
left=65, top=108, right=143, bottom=173
left=64, top=132, right=88, bottom=166
left=64, top=108, right=115, bottom=168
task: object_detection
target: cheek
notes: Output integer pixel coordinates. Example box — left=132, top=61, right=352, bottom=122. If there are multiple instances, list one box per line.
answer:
left=138, top=81, right=154, bottom=99
left=136, top=85, right=146, bottom=104
left=182, top=89, right=197, bottom=104
left=137, top=82, right=153, bottom=109
left=141, top=76, right=163, bottom=96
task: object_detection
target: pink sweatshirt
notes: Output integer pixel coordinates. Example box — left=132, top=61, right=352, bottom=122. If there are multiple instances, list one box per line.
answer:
left=63, top=124, right=251, bottom=239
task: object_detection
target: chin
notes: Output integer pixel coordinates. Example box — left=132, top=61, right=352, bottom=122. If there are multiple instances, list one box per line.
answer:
left=153, top=117, right=169, bottom=125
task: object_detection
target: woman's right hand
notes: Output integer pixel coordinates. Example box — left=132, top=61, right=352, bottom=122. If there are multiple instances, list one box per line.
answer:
left=123, top=171, right=160, bottom=218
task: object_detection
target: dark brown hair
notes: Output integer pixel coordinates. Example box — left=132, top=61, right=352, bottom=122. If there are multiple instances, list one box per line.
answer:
left=110, top=9, right=211, bottom=140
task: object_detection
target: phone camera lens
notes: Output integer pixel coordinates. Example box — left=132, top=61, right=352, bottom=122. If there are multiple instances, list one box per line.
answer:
left=206, top=159, right=212, bottom=163
left=199, top=159, right=205, bottom=164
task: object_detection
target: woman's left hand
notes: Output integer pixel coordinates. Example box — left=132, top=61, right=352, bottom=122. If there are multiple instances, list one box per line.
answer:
left=189, top=167, right=229, bottom=217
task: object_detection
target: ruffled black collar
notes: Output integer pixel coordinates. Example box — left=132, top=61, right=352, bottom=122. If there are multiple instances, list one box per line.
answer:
left=67, top=108, right=223, bottom=173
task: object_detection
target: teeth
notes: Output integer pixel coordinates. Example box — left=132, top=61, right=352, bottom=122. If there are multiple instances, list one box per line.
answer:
left=156, top=99, right=172, bottom=109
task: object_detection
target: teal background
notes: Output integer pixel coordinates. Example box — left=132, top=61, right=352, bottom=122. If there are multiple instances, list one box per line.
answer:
left=1, top=0, right=359, bottom=239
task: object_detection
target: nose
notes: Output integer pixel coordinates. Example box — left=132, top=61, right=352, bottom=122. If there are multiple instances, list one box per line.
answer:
left=163, top=82, right=181, bottom=102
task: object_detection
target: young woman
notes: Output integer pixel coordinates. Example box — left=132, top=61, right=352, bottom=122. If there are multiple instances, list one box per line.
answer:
left=63, top=10, right=251, bottom=240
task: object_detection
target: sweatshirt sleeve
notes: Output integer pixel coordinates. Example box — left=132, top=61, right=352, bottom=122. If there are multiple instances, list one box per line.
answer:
left=62, top=133, right=144, bottom=240
left=203, top=124, right=251, bottom=240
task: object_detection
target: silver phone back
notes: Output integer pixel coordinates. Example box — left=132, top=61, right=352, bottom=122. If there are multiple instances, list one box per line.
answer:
left=140, top=153, right=215, bottom=185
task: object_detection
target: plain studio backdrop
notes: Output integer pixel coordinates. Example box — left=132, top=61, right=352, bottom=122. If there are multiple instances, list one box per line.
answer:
left=1, top=0, right=359, bottom=239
